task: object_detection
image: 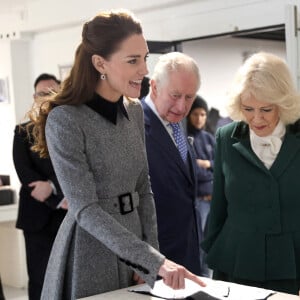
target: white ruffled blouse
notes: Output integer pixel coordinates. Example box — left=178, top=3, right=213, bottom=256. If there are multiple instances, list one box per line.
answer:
left=249, top=120, right=286, bottom=169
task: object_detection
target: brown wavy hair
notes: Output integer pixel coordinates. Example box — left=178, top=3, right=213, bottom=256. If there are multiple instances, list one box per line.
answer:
left=28, top=9, right=143, bottom=158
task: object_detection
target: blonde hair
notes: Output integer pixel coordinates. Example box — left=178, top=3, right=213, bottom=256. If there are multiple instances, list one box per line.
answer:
left=227, top=52, right=300, bottom=125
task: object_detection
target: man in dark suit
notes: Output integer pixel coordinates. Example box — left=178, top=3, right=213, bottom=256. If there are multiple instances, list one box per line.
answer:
left=141, top=52, right=202, bottom=275
left=13, top=73, right=67, bottom=300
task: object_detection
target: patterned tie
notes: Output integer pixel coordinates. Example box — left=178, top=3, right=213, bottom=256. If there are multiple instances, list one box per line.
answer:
left=170, top=123, right=188, bottom=162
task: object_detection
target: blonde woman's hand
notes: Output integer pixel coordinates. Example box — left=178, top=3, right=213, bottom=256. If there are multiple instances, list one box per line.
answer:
left=158, top=259, right=206, bottom=290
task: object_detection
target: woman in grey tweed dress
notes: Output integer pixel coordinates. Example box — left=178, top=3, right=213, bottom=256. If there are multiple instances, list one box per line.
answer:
left=28, top=9, right=205, bottom=300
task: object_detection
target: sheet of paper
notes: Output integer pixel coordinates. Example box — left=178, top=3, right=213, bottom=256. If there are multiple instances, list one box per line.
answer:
left=128, top=277, right=275, bottom=300
left=221, top=281, right=275, bottom=300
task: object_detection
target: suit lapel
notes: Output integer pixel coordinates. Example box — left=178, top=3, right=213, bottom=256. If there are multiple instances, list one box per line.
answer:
left=231, top=122, right=269, bottom=174
left=232, top=139, right=269, bottom=174
left=270, top=132, right=300, bottom=178
left=142, top=100, right=194, bottom=184
left=231, top=121, right=300, bottom=177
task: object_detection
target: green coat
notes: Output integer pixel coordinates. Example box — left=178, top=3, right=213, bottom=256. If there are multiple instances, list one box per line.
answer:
left=202, top=120, right=300, bottom=281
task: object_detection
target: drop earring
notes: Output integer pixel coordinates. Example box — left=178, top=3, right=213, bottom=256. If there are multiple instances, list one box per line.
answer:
left=100, top=74, right=106, bottom=80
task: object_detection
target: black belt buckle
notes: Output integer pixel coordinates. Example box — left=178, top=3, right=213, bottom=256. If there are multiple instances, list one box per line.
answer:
left=118, top=193, right=134, bottom=215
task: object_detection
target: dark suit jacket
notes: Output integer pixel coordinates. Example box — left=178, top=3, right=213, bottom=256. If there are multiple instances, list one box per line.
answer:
left=142, top=100, right=201, bottom=275
left=202, top=121, right=300, bottom=281
left=13, top=123, right=66, bottom=232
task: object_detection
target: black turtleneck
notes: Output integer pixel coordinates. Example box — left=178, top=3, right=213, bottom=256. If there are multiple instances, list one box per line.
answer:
left=85, top=93, right=129, bottom=125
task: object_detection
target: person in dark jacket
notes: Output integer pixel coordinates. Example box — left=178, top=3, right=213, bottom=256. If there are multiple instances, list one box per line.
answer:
left=187, top=95, right=215, bottom=233
left=13, top=73, right=67, bottom=300
left=141, top=52, right=202, bottom=276
left=202, top=52, right=300, bottom=295
left=186, top=95, right=215, bottom=277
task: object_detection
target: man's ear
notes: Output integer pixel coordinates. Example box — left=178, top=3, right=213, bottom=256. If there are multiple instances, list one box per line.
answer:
left=91, top=54, right=106, bottom=73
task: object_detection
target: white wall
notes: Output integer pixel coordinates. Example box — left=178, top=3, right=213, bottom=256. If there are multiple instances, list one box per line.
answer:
left=0, top=0, right=295, bottom=41
left=11, top=39, right=33, bottom=124
left=0, top=39, right=33, bottom=191
left=183, top=36, right=286, bottom=116
left=0, top=41, right=17, bottom=184
left=31, top=25, right=82, bottom=80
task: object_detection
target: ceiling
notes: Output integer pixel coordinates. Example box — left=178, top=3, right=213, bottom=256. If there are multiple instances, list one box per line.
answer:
left=0, top=0, right=31, bottom=14
left=0, top=1, right=285, bottom=42
left=231, top=25, right=285, bottom=42
left=147, top=24, right=285, bottom=54
left=179, top=24, right=286, bottom=43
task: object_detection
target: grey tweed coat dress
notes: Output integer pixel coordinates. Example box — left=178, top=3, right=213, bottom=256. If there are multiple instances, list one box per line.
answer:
left=41, top=98, right=165, bottom=300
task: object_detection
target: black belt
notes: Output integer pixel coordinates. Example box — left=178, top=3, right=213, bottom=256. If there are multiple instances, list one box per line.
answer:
left=100, top=192, right=139, bottom=215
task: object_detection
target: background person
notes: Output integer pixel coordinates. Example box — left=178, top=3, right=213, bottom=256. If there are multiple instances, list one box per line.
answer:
left=141, top=52, right=202, bottom=276
left=186, top=95, right=215, bottom=234
left=13, top=73, right=67, bottom=300
left=186, top=95, right=215, bottom=278
left=202, top=52, right=300, bottom=295
left=28, top=10, right=205, bottom=300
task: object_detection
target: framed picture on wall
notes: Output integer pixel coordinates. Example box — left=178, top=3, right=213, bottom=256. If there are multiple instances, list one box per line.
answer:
left=58, top=64, right=72, bottom=81
left=0, top=77, right=10, bottom=104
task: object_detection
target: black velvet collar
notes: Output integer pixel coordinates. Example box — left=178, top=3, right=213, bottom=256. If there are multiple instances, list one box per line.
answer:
left=85, top=93, right=129, bottom=124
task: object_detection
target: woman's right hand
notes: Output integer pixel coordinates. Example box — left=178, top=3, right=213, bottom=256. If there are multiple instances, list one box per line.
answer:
left=158, top=259, right=206, bottom=290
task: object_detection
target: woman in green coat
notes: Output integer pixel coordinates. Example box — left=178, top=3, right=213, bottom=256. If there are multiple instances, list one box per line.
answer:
left=202, top=52, right=300, bottom=295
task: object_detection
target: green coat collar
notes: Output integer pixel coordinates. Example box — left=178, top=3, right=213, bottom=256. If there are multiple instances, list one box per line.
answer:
left=231, top=120, right=300, bottom=178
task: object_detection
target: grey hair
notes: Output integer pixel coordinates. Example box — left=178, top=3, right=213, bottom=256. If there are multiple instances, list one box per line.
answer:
left=226, top=51, right=300, bottom=125
left=151, top=52, right=201, bottom=91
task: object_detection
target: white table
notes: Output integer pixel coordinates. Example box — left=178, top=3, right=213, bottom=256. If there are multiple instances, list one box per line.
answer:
left=80, top=289, right=299, bottom=300
left=80, top=288, right=161, bottom=300
left=0, top=203, right=27, bottom=288
left=79, top=281, right=300, bottom=300
left=0, top=204, right=18, bottom=222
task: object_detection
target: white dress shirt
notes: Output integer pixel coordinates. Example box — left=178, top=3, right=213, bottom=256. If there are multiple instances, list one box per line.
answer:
left=144, top=94, right=185, bottom=146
